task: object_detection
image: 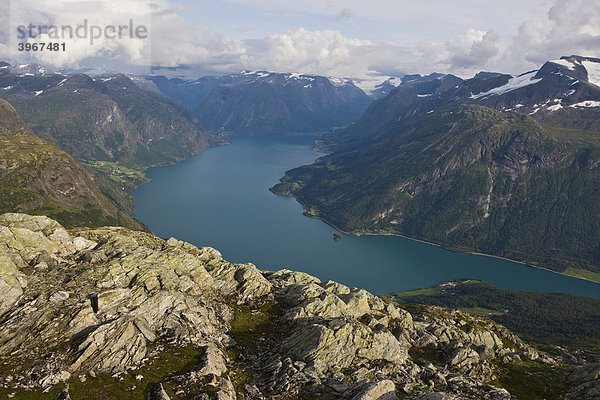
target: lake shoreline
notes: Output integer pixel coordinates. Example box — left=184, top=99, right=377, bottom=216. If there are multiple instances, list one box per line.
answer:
left=136, top=136, right=600, bottom=299
left=283, top=195, right=600, bottom=288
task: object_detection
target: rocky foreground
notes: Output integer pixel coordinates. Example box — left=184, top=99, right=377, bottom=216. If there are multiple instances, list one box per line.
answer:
left=0, top=213, right=598, bottom=399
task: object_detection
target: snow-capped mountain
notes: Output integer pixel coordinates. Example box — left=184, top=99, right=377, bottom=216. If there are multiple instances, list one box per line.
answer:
left=466, top=55, right=600, bottom=133
left=336, top=55, right=600, bottom=146
left=369, top=77, right=403, bottom=99
left=144, top=70, right=372, bottom=135
left=11, top=63, right=54, bottom=76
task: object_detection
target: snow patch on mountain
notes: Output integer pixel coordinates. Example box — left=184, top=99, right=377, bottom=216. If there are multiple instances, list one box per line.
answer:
left=582, top=61, right=600, bottom=87
left=570, top=100, right=600, bottom=108
left=547, top=100, right=563, bottom=112
left=355, top=76, right=401, bottom=95
left=550, top=59, right=578, bottom=70
left=328, top=77, right=352, bottom=87
left=388, top=77, right=402, bottom=87
left=470, top=71, right=542, bottom=99
left=241, top=70, right=272, bottom=78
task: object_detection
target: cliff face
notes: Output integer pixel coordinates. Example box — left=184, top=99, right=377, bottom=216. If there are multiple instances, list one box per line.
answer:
left=0, top=213, right=596, bottom=400
left=0, top=100, right=144, bottom=230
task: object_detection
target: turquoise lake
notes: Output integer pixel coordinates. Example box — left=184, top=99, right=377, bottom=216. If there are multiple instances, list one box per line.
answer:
left=134, top=135, right=600, bottom=299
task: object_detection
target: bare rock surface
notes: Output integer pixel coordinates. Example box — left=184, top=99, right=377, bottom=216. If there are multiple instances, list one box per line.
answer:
left=0, top=213, right=587, bottom=399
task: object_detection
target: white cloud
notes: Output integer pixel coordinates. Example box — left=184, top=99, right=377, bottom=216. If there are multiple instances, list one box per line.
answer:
left=6, top=0, right=153, bottom=70
left=512, top=0, right=600, bottom=68
left=4, top=0, right=246, bottom=73
left=447, top=30, right=501, bottom=70
left=1, top=0, right=598, bottom=82
left=149, top=2, right=246, bottom=71
left=244, top=28, right=374, bottom=77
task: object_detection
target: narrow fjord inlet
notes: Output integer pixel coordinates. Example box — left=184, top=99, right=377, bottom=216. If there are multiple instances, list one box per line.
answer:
left=134, top=136, right=600, bottom=299
left=3, top=1, right=600, bottom=397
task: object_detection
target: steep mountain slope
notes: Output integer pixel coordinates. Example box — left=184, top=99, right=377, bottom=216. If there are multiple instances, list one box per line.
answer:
left=0, top=99, right=144, bottom=229
left=336, top=73, right=464, bottom=147
left=147, top=71, right=372, bottom=135
left=144, top=75, right=221, bottom=111
left=1, top=213, right=596, bottom=399
left=0, top=65, right=216, bottom=214
left=0, top=70, right=212, bottom=169
left=273, top=57, right=600, bottom=275
left=369, top=77, right=403, bottom=99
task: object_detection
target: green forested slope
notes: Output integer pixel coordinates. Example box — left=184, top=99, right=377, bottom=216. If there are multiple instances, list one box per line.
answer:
left=273, top=105, right=600, bottom=273
left=0, top=99, right=144, bottom=229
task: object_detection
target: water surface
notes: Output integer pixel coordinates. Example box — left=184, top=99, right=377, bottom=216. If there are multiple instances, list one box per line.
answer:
left=134, top=136, right=600, bottom=299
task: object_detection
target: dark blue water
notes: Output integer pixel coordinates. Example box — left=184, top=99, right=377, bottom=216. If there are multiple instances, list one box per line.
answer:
left=134, top=135, right=600, bottom=299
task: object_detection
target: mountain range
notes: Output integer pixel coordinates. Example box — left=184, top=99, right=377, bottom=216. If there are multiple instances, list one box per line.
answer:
left=145, top=71, right=372, bottom=135
left=1, top=56, right=600, bottom=400
left=273, top=55, right=600, bottom=278
left=0, top=64, right=216, bottom=217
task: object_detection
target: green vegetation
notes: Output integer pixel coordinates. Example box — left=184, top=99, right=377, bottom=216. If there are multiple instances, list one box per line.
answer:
left=230, top=302, right=280, bottom=355
left=228, top=302, right=281, bottom=392
left=273, top=104, right=600, bottom=274
left=0, top=99, right=144, bottom=230
left=81, top=160, right=150, bottom=191
left=563, top=267, right=600, bottom=284
left=492, top=360, right=569, bottom=400
left=81, top=160, right=151, bottom=216
left=0, top=344, right=206, bottom=400
left=71, top=345, right=204, bottom=399
left=388, top=280, right=600, bottom=351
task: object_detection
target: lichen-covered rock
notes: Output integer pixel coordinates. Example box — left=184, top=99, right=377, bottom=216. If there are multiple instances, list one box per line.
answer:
left=0, top=214, right=579, bottom=400
left=342, top=379, right=399, bottom=400
left=147, top=383, right=171, bottom=400
left=283, top=319, right=408, bottom=374
left=0, top=248, right=26, bottom=314
left=209, top=262, right=272, bottom=302
left=196, top=344, right=228, bottom=377
left=565, top=363, right=600, bottom=399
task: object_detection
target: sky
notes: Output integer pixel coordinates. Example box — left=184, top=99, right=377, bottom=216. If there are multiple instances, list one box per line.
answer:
left=1, top=0, right=599, bottom=90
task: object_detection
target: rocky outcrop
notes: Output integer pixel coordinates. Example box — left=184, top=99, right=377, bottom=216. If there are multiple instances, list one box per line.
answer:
left=148, top=383, right=171, bottom=400
left=0, top=214, right=584, bottom=399
left=342, top=379, right=398, bottom=400
left=565, top=363, right=600, bottom=399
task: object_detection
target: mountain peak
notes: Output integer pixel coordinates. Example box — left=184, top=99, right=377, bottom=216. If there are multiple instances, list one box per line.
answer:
left=548, top=55, right=600, bottom=87
left=560, top=55, right=600, bottom=64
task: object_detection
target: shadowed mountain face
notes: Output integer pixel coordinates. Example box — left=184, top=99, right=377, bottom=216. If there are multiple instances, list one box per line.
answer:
left=0, top=99, right=144, bottom=229
left=0, top=65, right=216, bottom=216
left=145, top=71, right=372, bottom=135
left=273, top=56, right=600, bottom=274
left=0, top=68, right=212, bottom=170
